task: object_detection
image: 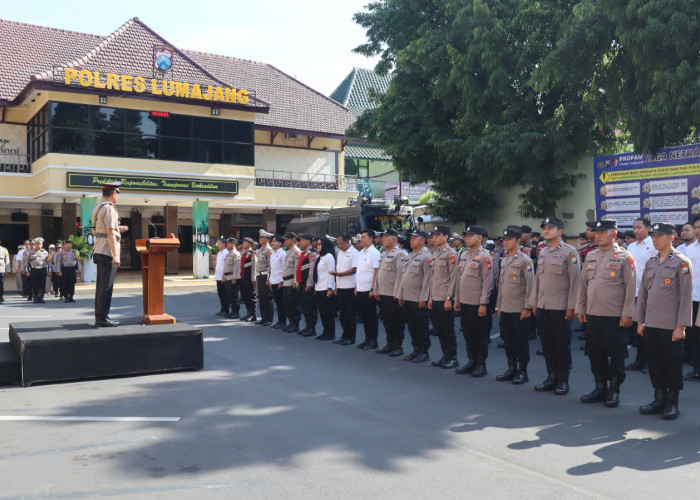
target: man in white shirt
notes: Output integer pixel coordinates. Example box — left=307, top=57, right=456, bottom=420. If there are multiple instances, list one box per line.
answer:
left=356, top=229, right=380, bottom=350
left=269, top=235, right=287, bottom=329
left=683, top=216, right=700, bottom=380
left=213, top=238, right=229, bottom=316
left=331, top=233, right=359, bottom=345
left=676, top=222, right=696, bottom=255
left=626, top=217, right=655, bottom=371
left=16, top=240, right=30, bottom=297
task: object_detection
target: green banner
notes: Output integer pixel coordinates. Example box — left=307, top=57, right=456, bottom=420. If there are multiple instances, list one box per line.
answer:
left=67, top=173, right=238, bottom=195
left=193, top=200, right=210, bottom=278
left=80, top=196, right=98, bottom=240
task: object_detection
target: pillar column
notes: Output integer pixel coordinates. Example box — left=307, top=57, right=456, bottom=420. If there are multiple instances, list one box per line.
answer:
left=61, top=202, right=77, bottom=241
left=220, top=213, right=233, bottom=237
left=262, top=209, right=276, bottom=233
left=130, top=209, right=143, bottom=271
left=165, top=205, right=178, bottom=275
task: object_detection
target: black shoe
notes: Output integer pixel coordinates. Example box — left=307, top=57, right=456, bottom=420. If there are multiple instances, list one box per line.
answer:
left=361, top=340, right=378, bottom=351
left=316, top=334, right=334, bottom=341
left=66, top=298, right=75, bottom=303
left=639, top=389, right=666, bottom=415
left=605, top=381, right=620, bottom=408
left=471, top=359, right=487, bottom=378
left=271, top=322, right=286, bottom=329
left=388, top=347, right=404, bottom=357
left=215, top=311, right=227, bottom=316
left=332, top=338, right=345, bottom=344
left=287, top=323, right=300, bottom=334
left=226, top=314, right=239, bottom=320
left=432, top=355, right=448, bottom=367
left=95, top=319, right=119, bottom=327
left=535, top=373, right=557, bottom=392
left=554, top=375, right=570, bottom=395
left=339, top=339, right=354, bottom=346
left=403, top=351, right=420, bottom=361
left=301, top=329, right=316, bottom=337
left=496, top=364, right=517, bottom=382
left=356, top=340, right=369, bottom=350
left=441, top=358, right=459, bottom=370
left=512, top=370, right=529, bottom=385
left=376, top=345, right=393, bottom=354
left=626, top=361, right=644, bottom=371
left=683, top=370, right=700, bottom=381
left=412, top=352, right=430, bottom=363
left=581, top=379, right=607, bottom=404
left=662, top=391, right=680, bottom=420
left=261, top=322, right=272, bottom=327
left=244, top=316, right=257, bottom=323
left=255, top=319, right=265, bottom=325
left=456, top=358, right=476, bottom=375
left=282, top=323, right=294, bottom=332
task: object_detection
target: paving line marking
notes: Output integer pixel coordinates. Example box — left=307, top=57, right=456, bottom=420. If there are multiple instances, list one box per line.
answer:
left=0, top=416, right=180, bottom=422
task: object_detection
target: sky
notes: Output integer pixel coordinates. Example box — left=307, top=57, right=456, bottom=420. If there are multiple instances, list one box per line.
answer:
left=0, top=0, right=380, bottom=97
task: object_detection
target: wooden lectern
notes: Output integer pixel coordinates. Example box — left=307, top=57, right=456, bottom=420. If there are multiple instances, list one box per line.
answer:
left=135, top=233, right=180, bottom=325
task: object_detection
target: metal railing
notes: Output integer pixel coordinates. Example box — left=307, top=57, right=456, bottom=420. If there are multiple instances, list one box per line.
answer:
left=0, top=154, right=31, bottom=174
left=255, top=169, right=357, bottom=191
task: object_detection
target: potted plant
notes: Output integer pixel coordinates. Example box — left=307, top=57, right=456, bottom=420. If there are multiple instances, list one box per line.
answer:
left=68, top=234, right=96, bottom=283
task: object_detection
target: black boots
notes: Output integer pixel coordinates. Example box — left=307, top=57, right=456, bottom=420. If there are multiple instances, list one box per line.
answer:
left=554, top=372, right=569, bottom=395
left=496, top=363, right=517, bottom=382
left=512, top=362, right=528, bottom=385
left=581, top=377, right=607, bottom=404
left=471, top=357, right=487, bottom=378
left=456, top=358, right=476, bottom=375
left=639, top=388, right=666, bottom=415
left=535, top=372, right=557, bottom=391
left=663, top=391, right=680, bottom=420
left=605, top=378, right=621, bottom=408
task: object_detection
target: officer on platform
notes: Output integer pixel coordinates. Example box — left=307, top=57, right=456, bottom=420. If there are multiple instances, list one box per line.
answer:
left=26, top=237, right=50, bottom=303
left=428, top=225, right=459, bottom=369
left=496, top=226, right=534, bottom=385
left=91, top=181, right=128, bottom=327
left=239, top=237, right=257, bottom=322
left=55, top=240, right=81, bottom=303
left=576, top=219, right=636, bottom=407
left=454, top=225, right=494, bottom=377
left=395, top=230, right=432, bottom=363
left=635, top=222, right=693, bottom=420
left=374, top=229, right=406, bottom=357
left=222, top=237, right=241, bottom=319
left=282, top=232, right=301, bottom=333
left=256, top=229, right=275, bottom=326
left=0, top=238, right=9, bottom=304
left=296, top=233, right=318, bottom=337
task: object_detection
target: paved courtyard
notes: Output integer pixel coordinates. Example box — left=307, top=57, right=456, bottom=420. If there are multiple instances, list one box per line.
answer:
left=1, top=290, right=700, bottom=498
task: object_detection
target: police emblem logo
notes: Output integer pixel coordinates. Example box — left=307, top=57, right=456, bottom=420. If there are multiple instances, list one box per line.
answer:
left=571, top=254, right=578, bottom=264
left=449, top=254, right=456, bottom=265
left=626, top=255, right=636, bottom=271
left=664, top=278, right=672, bottom=285
left=485, top=258, right=492, bottom=270
left=609, top=271, right=615, bottom=277
left=682, top=263, right=690, bottom=274
left=526, top=265, right=532, bottom=271
left=153, top=45, right=174, bottom=74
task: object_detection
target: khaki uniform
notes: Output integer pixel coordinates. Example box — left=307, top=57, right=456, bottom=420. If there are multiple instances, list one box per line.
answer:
left=91, top=200, right=120, bottom=323
left=223, top=249, right=241, bottom=281
left=91, top=201, right=120, bottom=257
left=56, top=248, right=80, bottom=300
left=256, top=245, right=274, bottom=323
left=373, top=246, right=405, bottom=349
left=223, top=248, right=241, bottom=318
left=430, top=245, right=458, bottom=360
left=455, top=246, right=494, bottom=361
left=0, top=245, right=9, bottom=302
left=395, top=246, right=432, bottom=353
left=282, top=245, right=301, bottom=325
left=497, top=250, right=535, bottom=368
left=28, top=248, right=49, bottom=302
left=577, top=244, right=637, bottom=384
left=635, top=248, right=693, bottom=394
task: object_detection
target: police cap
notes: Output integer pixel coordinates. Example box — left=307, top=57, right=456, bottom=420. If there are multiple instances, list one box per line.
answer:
left=594, top=219, right=617, bottom=231
left=650, top=222, right=675, bottom=235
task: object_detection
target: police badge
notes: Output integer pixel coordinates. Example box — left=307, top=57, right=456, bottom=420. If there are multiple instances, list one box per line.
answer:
left=153, top=45, right=174, bottom=74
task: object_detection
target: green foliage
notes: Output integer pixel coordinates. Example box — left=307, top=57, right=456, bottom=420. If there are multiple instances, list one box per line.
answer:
left=352, top=0, right=700, bottom=222
left=418, top=190, right=437, bottom=204
left=67, top=234, right=92, bottom=259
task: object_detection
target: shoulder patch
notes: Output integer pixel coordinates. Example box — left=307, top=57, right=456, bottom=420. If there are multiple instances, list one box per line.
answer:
left=526, top=264, right=533, bottom=272
left=682, top=262, right=690, bottom=274
left=626, top=255, right=636, bottom=271
left=310, top=253, right=317, bottom=261
left=485, top=258, right=492, bottom=271
left=449, top=254, right=456, bottom=265
left=571, top=253, right=578, bottom=264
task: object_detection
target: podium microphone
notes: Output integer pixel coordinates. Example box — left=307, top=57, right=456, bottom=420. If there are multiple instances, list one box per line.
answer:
left=137, top=209, right=160, bottom=239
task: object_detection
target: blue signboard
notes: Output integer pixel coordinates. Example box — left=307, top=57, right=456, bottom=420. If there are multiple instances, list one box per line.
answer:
left=593, top=144, right=700, bottom=229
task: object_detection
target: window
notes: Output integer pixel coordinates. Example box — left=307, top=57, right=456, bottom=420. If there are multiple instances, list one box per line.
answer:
left=29, top=102, right=255, bottom=166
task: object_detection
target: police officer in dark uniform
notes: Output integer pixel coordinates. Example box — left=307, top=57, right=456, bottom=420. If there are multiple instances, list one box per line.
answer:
left=576, top=219, right=636, bottom=407
left=635, top=222, right=693, bottom=419
left=295, top=233, right=318, bottom=337
left=91, top=181, right=127, bottom=327
left=256, top=229, right=275, bottom=326
left=239, top=237, right=257, bottom=321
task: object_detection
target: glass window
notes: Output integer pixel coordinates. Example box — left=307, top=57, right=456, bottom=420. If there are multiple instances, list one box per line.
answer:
left=193, top=117, right=221, bottom=140
left=193, top=140, right=222, bottom=163
left=125, top=110, right=158, bottom=136
left=223, top=143, right=254, bottom=166
left=51, top=129, right=93, bottom=154
left=51, top=102, right=89, bottom=128
left=91, top=107, right=124, bottom=132
left=159, top=114, right=191, bottom=138
left=94, top=132, right=124, bottom=156
left=160, top=137, right=191, bottom=161
left=223, top=120, right=254, bottom=143
left=126, top=135, right=157, bottom=159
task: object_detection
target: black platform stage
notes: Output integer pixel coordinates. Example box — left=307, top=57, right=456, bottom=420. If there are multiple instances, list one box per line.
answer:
left=0, top=343, right=20, bottom=386
left=8, top=319, right=204, bottom=387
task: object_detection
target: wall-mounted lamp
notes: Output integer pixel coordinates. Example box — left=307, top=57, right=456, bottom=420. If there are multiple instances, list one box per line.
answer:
left=99, top=96, right=107, bottom=104
left=211, top=108, right=221, bottom=116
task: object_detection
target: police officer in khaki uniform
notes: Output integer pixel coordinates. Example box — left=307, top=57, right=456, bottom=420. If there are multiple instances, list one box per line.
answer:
left=576, top=219, right=636, bottom=407
left=26, top=237, right=50, bottom=303
left=0, top=238, right=9, bottom=303
left=295, top=233, right=318, bottom=337
left=526, top=216, right=580, bottom=395
left=22, top=241, right=36, bottom=301
left=427, top=225, right=459, bottom=369
left=635, top=222, right=693, bottom=420
left=373, top=229, right=406, bottom=357
left=395, top=231, right=433, bottom=363
left=256, top=229, right=274, bottom=326
left=222, top=237, right=241, bottom=319
left=496, top=227, right=534, bottom=384
left=239, top=237, right=257, bottom=321
left=455, top=226, right=494, bottom=377
left=92, top=181, right=128, bottom=327
left=282, top=232, right=302, bottom=333
left=55, top=240, right=81, bottom=303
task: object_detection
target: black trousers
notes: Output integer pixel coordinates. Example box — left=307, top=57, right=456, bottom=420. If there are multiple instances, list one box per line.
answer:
left=460, top=303, right=489, bottom=359
left=257, top=275, right=274, bottom=322
left=240, top=276, right=256, bottom=317
left=404, top=300, right=430, bottom=352
left=21, top=274, right=29, bottom=296
left=299, top=286, right=318, bottom=329
left=337, top=288, right=357, bottom=341
left=30, top=268, right=47, bottom=300
left=585, top=315, right=628, bottom=382
left=499, top=311, right=530, bottom=365
left=272, top=284, right=286, bottom=323
left=379, top=295, right=404, bottom=348
left=93, top=253, right=117, bottom=322
left=283, top=285, right=301, bottom=324
left=431, top=301, right=457, bottom=358
left=52, top=271, right=62, bottom=295
left=316, top=290, right=335, bottom=338
left=224, top=280, right=240, bottom=316
left=684, top=301, right=700, bottom=370
left=644, top=327, right=684, bottom=392
left=0, top=273, right=4, bottom=301
left=536, top=308, right=572, bottom=374
left=61, top=267, right=77, bottom=299
left=357, top=291, right=378, bottom=342
left=216, top=281, right=228, bottom=312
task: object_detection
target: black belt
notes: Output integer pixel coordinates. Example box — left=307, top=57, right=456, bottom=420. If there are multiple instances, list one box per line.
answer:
left=224, top=272, right=232, bottom=276
left=31, top=266, right=46, bottom=270
left=258, top=271, right=269, bottom=276
left=283, top=275, right=293, bottom=280
left=61, top=265, right=76, bottom=268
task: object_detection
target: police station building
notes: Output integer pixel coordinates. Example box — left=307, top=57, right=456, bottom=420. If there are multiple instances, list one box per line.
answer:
left=0, top=18, right=355, bottom=269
